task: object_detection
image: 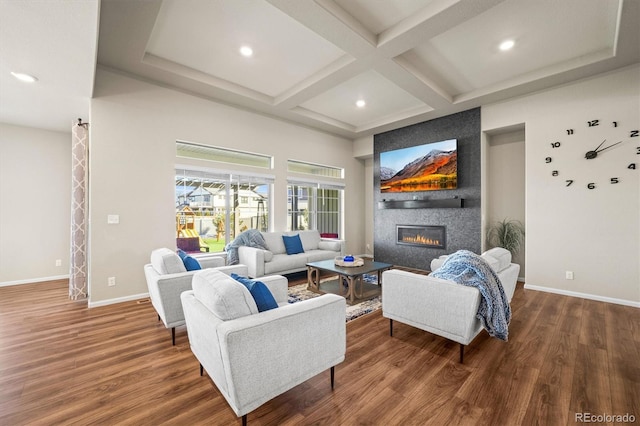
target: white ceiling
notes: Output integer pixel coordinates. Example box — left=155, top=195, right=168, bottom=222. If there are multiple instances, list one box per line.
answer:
left=1, top=0, right=638, bottom=138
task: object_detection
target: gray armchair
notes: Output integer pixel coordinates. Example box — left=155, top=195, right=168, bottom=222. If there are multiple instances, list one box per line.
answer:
left=181, top=269, right=346, bottom=424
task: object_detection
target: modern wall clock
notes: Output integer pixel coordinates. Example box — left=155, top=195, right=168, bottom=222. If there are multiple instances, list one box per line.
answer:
left=544, top=119, right=639, bottom=189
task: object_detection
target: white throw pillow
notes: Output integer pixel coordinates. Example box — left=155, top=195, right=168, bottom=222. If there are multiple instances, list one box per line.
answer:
left=480, top=254, right=501, bottom=272
left=298, top=230, right=321, bottom=251
left=193, top=269, right=258, bottom=320
left=262, top=232, right=286, bottom=254
left=482, top=247, right=512, bottom=272
left=150, top=248, right=186, bottom=275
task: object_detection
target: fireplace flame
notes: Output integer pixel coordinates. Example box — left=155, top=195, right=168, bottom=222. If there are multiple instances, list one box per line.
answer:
left=402, top=235, right=440, bottom=245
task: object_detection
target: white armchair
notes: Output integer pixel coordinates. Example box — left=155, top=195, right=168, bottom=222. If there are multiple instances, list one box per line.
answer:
left=382, top=248, right=519, bottom=363
left=144, top=248, right=248, bottom=345
left=181, top=269, right=346, bottom=425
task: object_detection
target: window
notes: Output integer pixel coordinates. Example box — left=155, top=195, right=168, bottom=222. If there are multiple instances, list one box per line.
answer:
left=176, top=142, right=273, bottom=253
left=176, top=169, right=272, bottom=253
left=287, top=159, right=343, bottom=178
left=287, top=180, right=343, bottom=236
left=177, top=141, right=272, bottom=169
left=287, top=160, right=344, bottom=235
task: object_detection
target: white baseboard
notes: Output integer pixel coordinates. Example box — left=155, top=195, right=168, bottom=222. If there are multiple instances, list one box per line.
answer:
left=523, top=284, right=640, bottom=308
left=0, top=274, right=69, bottom=287
left=88, top=292, right=150, bottom=308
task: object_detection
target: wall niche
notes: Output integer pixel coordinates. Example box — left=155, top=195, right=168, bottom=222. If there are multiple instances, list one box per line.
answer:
left=373, top=108, right=481, bottom=271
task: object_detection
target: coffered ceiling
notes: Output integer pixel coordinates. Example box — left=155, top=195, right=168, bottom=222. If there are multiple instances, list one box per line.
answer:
left=1, top=0, right=639, bottom=138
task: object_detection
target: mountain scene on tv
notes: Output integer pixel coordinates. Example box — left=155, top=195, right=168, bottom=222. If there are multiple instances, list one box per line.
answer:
left=380, top=139, right=457, bottom=192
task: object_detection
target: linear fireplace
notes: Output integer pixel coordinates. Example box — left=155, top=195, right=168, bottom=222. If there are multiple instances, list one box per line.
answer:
left=396, top=225, right=446, bottom=249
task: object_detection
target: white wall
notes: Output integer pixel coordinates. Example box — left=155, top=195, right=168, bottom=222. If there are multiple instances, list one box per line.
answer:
left=486, top=130, right=526, bottom=277
left=483, top=65, right=640, bottom=305
left=88, top=68, right=364, bottom=305
left=0, top=123, right=71, bottom=285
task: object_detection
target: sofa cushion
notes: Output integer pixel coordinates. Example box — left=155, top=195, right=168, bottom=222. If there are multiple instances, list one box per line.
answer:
left=298, top=230, right=321, bottom=251
left=482, top=247, right=512, bottom=272
left=231, top=273, right=278, bottom=312
left=192, top=269, right=258, bottom=320
left=151, top=248, right=186, bottom=275
left=318, top=240, right=341, bottom=251
left=177, top=249, right=202, bottom=271
left=262, top=232, right=287, bottom=254
left=283, top=234, right=305, bottom=255
left=265, top=253, right=306, bottom=275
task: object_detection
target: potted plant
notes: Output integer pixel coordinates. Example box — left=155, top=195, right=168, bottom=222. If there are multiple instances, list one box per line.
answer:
left=486, top=218, right=525, bottom=255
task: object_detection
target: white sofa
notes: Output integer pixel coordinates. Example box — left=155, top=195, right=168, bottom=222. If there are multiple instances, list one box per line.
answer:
left=238, top=230, right=345, bottom=278
left=144, top=248, right=248, bottom=345
left=382, top=247, right=520, bottom=362
left=181, top=269, right=346, bottom=424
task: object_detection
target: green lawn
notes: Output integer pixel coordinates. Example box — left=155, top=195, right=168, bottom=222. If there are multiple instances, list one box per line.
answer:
left=203, top=238, right=226, bottom=253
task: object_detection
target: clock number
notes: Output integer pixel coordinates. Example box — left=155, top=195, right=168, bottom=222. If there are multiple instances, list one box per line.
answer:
left=587, top=120, right=599, bottom=127
left=550, top=142, right=561, bottom=148
left=566, top=180, right=574, bottom=187
left=566, top=129, right=574, bottom=135
left=636, top=147, right=640, bottom=155
left=613, top=121, right=618, bottom=127
left=611, top=177, right=619, bottom=184
left=630, top=130, right=639, bottom=137
left=629, top=163, right=637, bottom=170
left=587, top=183, right=596, bottom=189
left=552, top=170, right=559, bottom=176
left=545, top=157, right=552, bottom=163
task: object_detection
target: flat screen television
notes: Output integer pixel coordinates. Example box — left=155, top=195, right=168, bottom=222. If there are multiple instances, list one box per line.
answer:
left=380, top=139, right=457, bottom=192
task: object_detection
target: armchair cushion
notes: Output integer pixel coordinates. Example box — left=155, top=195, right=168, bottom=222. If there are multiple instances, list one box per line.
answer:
left=231, top=273, right=278, bottom=312
left=177, top=249, right=202, bottom=271
left=193, top=269, right=258, bottom=321
left=282, top=234, right=305, bottom=255
left=151, top=248, right=186, bottom=275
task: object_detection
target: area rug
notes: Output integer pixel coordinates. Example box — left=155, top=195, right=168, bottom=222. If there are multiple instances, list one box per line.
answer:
left=287, top=274, right=381, bottom=322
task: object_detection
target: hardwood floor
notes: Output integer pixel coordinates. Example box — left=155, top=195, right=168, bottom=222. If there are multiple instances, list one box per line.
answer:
left=1, top=277, right=638, bottom=425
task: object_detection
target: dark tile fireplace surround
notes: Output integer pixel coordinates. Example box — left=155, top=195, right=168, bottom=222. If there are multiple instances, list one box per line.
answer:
left=373, top=108, right=481, bottom=271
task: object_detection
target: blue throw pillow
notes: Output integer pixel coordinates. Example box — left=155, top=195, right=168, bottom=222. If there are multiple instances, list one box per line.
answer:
left=282, top=234, right=304, bottom=255
left=231, top=273, right=278, bottom=312
left=176, top=249, right=201, bottom=271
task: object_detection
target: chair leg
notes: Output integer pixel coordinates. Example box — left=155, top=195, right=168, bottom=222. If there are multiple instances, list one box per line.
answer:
left=330, top=366, right=335, bottom=389
left=242, top=414, right=247, bottom=426
left=459, top=344, right=464, bottom=363
left=389, top=319, right=393, bottom=336
left=171, top=327, right=176, bottom=346
left=200, top=363, right=203, bottom=376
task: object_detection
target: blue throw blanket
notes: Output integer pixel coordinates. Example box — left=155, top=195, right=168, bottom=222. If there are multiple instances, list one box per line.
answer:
left=431, top=250, right=511, bottom=341
left=225, top=229, right=268, bottom=265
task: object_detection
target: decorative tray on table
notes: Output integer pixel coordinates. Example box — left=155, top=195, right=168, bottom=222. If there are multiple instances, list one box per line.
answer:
left=334, top=255, right=364, bottom=267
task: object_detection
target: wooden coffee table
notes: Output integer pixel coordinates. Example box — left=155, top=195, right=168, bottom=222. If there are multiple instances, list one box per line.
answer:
left=306, top=258, right=393, bottom=305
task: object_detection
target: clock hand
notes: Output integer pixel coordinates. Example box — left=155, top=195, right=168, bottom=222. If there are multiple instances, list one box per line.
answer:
left=595, top=140, right=622, bottom=153
left=585, top=139, right=607, bottom=159
left=593, top=139, right=606, bottom=152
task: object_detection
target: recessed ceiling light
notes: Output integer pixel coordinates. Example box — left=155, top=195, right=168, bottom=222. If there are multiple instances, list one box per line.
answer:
left=11, top=72, right=38, bottom=83
left=356, top=99, right=366, bottom=108
left=499, top=40, right=515, bottom=51
left=240, top=46, right=253, bottom=57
